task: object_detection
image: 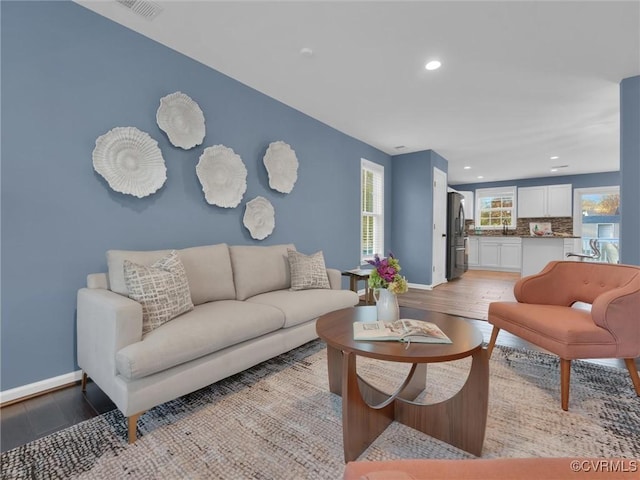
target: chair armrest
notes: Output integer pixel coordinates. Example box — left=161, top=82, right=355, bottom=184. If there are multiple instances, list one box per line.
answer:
left=514, top=261, right=572, bottom=306
left=77, top=288, right=142, bottom=385
left=591, top=281, right=640, bottom=357
left=326, top=268, right=342, bottom=290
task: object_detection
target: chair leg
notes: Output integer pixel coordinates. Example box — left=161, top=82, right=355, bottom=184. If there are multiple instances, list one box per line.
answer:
left=560, top=359, right=571, bottom=411
left=81, top=372, right=88, bottom=392
left=487, top=327, right=500, bottom=358
left=624, top=358, right=640, bottom=396
left=128, top=412, right=143, bottom=444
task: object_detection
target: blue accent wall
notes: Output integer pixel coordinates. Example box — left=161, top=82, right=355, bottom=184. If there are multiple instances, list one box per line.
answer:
left=391, top=150, right=448, bottom=285
left=620, top=76, right=640, bottom=266
left=0, top=1, right=391, bottom=391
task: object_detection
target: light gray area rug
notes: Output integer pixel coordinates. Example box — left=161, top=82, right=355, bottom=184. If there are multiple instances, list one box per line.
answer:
left=2, top=340, right=638, bottom=479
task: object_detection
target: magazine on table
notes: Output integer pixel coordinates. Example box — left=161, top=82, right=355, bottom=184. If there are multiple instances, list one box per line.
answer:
left=353, top=319, right=452, bottom=344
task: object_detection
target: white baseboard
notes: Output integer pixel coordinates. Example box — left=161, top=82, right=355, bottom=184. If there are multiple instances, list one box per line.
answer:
left=0, top=370, right=83, bottom=405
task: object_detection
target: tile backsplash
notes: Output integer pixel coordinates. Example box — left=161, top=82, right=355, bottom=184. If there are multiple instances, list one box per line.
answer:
left=465, top=217, right=573, bottom=237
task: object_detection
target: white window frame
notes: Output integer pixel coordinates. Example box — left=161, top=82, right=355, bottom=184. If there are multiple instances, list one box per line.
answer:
left=475, top=186, right=517, bottom=230
left=361, top=159, right=384, bottom=263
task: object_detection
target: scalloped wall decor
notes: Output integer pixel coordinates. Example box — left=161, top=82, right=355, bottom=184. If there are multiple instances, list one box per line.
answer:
left=92, top=126, right=167, bottom=198
left=243, top=196, right=275, bottom=240
left=196, top=145, right=247, bottom=208
left=263, top=141, right=299, bottom=194
left=156, top=91, right=206, bottom=150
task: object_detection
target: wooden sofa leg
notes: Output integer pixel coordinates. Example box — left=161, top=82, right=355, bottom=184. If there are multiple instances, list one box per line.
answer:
left=624, top=359, right=640, bottom=396
left=128, top=412, right=143, bottom=444
left=487, top=327, right=500, bottom=358
left=81, top=372, right=88, bottom=392
left=560, top=359, right=571, bottom=411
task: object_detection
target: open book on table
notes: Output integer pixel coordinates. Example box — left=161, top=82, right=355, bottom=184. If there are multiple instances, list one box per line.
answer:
left=353, top=319, right=452, bottom=344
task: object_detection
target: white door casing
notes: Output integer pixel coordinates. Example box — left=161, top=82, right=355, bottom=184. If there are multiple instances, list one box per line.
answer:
left=432, top=167, right=447, bottom=287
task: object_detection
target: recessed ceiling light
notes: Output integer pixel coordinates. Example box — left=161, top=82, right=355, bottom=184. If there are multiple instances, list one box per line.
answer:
left=550, top=168, right=558, bottom=172
left=463, top=166, right=471, bottom=170
left=300, top=47, right=314, bottom=57
left=477, top=175, right=484, bottom=179
left=425, top=60, right=441, bottom=71
left=550, top=155, right=559, bottom=160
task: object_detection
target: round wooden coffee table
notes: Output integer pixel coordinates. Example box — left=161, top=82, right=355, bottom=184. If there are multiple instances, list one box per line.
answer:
left=316, top=306, right=488, bottom=462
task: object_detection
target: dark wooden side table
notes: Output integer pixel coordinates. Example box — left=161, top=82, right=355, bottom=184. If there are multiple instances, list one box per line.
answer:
left=316, top=306, right=489, bottom=462
left=341, top=269, right=373, bottom=304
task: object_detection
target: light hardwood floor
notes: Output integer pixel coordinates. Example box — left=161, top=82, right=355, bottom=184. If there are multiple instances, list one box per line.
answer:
left=398, top=270, right=519, bottom=320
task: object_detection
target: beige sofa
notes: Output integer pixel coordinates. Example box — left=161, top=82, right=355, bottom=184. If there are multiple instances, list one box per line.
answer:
left=77, top=243, right=358, bottom=442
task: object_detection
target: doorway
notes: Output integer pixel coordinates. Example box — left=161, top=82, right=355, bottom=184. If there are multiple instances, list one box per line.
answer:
left=432, top=168, right=447, bottom=286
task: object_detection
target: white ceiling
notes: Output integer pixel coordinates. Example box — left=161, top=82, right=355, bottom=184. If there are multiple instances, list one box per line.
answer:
left=75, top=0, right=640, bottom=185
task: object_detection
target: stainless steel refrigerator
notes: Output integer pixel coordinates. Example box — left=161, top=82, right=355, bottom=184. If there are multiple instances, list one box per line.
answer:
left=446, top=192, right=469, bottom=280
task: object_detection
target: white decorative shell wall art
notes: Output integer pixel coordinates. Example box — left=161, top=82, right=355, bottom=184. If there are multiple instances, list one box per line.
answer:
left=263, top=141, right=299, bottom=194
left=196, top=145, right=247, bottom=208
left=92, top=127, right=167, bottom=198
left=156, top=91, right=206, bottom=150
left=243, top=196, right=275, bottom=240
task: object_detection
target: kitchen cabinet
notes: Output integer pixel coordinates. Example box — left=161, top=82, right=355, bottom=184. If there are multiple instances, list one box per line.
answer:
left=459, top=190, right=474, bottom=221
left=521, top=237, right=576, bottom=277
left=518, top=184, right=572, bottom=218
left=468, top=237, right=479, bottom=266
left=469, top=237, right=521, bottom=272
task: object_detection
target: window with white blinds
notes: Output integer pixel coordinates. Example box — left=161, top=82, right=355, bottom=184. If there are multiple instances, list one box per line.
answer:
left=361, top=159, right=384, bottom=262
left=475, top=186, right=517, bottom=229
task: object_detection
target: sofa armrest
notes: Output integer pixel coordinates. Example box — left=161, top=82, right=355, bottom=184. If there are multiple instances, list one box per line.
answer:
left=591, top=281, right=640, bottom=357
left=77, top=288, right=143, bottom=386
left=514, top=261, right=573, bottom=306
left=326, top=268, right=342, bottom=290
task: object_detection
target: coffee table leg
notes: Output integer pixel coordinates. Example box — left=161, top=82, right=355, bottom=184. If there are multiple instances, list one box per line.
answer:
left=398, top=363, right=426, bottom=401
left=394, top=348, right=489, bottom=456
left=326, top=344, right=343, bottom=395
left=342, top=351, right=394, bottom=462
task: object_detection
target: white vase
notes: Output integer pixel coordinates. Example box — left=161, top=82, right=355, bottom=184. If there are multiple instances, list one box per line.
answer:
left=373, top=288, right=399, bottom=322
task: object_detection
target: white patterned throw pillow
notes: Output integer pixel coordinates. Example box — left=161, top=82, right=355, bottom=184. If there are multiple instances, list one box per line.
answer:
left=124, top=250, right=194, bottom=335
left=287, top=249, right=331, bottom=291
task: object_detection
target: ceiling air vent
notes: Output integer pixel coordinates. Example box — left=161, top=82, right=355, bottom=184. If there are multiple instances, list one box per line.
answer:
left=116, top=0, right=163, bottom=20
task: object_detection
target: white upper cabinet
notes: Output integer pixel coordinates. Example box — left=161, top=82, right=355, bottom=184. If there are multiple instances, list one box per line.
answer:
left=546, top=184, right=572, bottom=217
left=518, top=184, right=572, bottom=218
left=458, top=190, right=474, bottom=221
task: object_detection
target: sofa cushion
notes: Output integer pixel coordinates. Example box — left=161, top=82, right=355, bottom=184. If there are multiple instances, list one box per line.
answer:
left=107, top=244, right=235, bottom=305
left=247, top=288, right=359, bottom=328
left=230, top=244, right=295, bottom=300
left=178, top=244, right=236, bottom=304
left=124, top=250, right=194, bottom=335
left=287, top=249, right=330, bottom=291
left=115, top=300, right=285, bottom=380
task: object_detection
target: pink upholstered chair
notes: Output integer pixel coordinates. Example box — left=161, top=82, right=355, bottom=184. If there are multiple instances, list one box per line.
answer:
left=487, top=261, right=640, bottom=410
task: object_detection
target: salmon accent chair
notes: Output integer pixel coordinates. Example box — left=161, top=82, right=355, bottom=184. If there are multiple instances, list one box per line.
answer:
left=487, top=261, right=640, bottom=411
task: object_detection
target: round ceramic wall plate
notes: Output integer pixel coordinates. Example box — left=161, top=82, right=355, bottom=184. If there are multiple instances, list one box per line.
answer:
left=243, top=196, right=275, bottom=240
left=92, top=126, right=167, bottom=198
left=156, top=91, right=206, bottom=150
left=196, top=145, right=247, bottom=208
left=263, top=141, right=299, bottom=193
